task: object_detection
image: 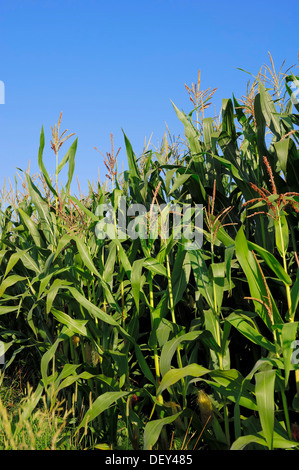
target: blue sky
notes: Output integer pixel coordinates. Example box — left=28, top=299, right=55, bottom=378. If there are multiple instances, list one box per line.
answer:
left=0, top=0, right=298, bottom=197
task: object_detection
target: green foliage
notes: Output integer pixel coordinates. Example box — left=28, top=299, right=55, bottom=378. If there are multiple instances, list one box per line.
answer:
left=1, top=56, right=299, bottom=450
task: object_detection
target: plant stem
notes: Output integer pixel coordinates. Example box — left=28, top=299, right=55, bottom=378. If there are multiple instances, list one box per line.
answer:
left=277, top=216, right=299, bottom=426
left=166, top=254, right=186, bottom=407
left=281, top=387, right=292, bottom=440
left=278, top=217, right=292, bottom=320
left=211, top=241, right=229, bottom=444
left=148, top=274, right=160, bottom=382
left=55, top=151, right=59, bottom=212
left=148, top=273, right=163, bottom=421
left=211, top=243, right=223, bottom=369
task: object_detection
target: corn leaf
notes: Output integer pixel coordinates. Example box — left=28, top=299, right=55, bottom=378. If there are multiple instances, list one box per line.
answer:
left=156, top=364, right=210, bottom=396
left=143, top=411, right=183, bottom=450
left=226, top=312, right=276, bottom=353
left=26, top=173, right=55, bottom=246
left=77, top=391, right=129, bottom=431
left=37, top=126, right=57, bottom=197
left=255, top=369, right=276, bottom=450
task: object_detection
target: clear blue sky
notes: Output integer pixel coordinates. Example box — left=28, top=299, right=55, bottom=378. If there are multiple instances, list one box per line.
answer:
left=0, top=0, right=298, bottom=197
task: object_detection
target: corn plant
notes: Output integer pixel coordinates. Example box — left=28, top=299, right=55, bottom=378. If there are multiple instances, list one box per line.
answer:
left=1, top=56, right=299, bottom=450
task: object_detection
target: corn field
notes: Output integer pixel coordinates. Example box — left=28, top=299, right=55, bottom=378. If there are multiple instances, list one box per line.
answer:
left=1, top=56, right=299, bottom=450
